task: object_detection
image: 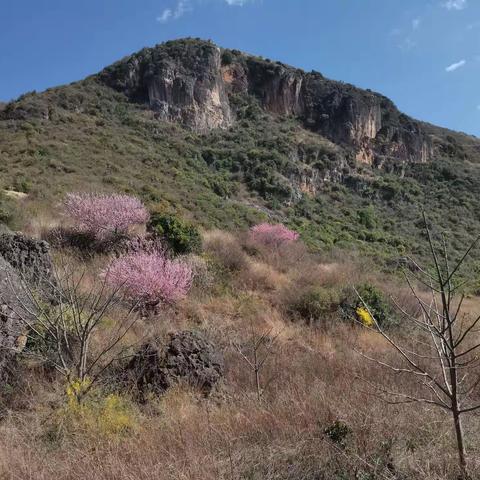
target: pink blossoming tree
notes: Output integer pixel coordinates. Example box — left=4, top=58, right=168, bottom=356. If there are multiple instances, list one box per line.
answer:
left=63, top=193, right=149, bottom=240
left=103, top=251, right=194, bottom=307
left=249, top=223, right=299, bottom=248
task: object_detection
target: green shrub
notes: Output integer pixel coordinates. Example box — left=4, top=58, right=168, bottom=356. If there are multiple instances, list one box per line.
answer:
left=357, top=206, right=377, bottom=229
left=288, top=287, right=340, bottom=325
left=148, top=213, right=202, bottom=255
left=0, top=194, right=14, bottom=226
left=355, top=283, right=392, bottom=327
left=221, top=50, right=234, bottom=65
left=324, top=420, right=351, bottom=448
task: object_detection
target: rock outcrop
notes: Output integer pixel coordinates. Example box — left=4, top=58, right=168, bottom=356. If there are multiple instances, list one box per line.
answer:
left=0, top=257, right=34, bottom=383
left=125, top=330, right=224, bottom=397
left=99, top=40, right=233, bottom=132
left=0, top=234, right=55, bottom=290
left=99, top=39, right=433, bottom=166
left=0, top=234, right=57, bottom=383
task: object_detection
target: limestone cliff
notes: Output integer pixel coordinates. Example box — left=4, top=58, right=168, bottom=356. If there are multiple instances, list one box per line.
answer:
left=99, top=40, right=232, bottom=132
left=99, top=39, right=433, bottom=167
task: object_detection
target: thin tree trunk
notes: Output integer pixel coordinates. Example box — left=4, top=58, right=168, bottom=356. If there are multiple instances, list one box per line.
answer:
left=255, top=367, right=261, bottom=402
left=453, top=408, right=468, bottom=479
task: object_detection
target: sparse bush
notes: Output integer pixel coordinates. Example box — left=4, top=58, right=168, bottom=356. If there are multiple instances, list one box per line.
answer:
left=103, top=251, right=194, bottom=307
left=148, top=213, right=201, bottom=255
left=203, top=230, right=249, bottom=272
left=238, top=260, right=286, bottom=292
left=249, top=223, right=299, bottom=248
left=63, top=192, right=149, bottom=241
left=50, top=384, right=137, bottom=441
left=324, top=420, right=351, bottom=448
left=0, top=193, right=14, bottom=226
left=287, top=286, right=340, bottom=325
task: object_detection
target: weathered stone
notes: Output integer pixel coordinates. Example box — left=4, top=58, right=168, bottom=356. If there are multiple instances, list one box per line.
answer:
left=100, top=40, right=233, bottom=132
left=126, top=330, right=224, bottom=397
left=0, top=233, right=55, bottom=290
left=0, top=257, right=34, bottom=384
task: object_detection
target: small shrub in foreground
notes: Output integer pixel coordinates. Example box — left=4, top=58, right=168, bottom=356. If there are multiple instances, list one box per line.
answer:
left=46, top=382, right=137, bottom=442
left=324, top=420, right=351, bottom=448
left=103, top=251, right=194, bottom=307
left=63, top=192, right=149, bottom=240
left=249, top=223, right=299, bottom=248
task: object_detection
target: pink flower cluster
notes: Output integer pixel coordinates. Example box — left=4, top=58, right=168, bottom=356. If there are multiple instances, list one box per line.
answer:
left=63, top=193, right=149, bottom=240
left=103, top=251, right=194, bottom=306
left=249, top=223, right=299, bottom=247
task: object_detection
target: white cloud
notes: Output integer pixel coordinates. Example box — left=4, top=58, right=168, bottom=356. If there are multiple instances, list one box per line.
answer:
left=157, top=0, right=252, bottom=22
left=443, top=0, right=467, bottom=10
left=157, top=9, right=173, bottom=22
left=157, top=0, right=192, bottom=23
left=445, top=59, right=466, bottom=72
left=399, top=37, right=416, bottom=51
left=392, top=17, right=421, bottom=51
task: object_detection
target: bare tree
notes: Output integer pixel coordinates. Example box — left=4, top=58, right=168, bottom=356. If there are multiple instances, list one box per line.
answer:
left=1, top=255, right=143, bottom=403
left=355, top=215, right=480, bottom=479
left=233, top=323, right=281, bottom=402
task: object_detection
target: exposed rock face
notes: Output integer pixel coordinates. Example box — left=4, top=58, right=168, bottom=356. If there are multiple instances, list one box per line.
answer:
left=0, top=234, right=55, bottom=290
left=0, top=234, right=57, bottom=383
left=99, top=39, right=433, bottom=166
left=0, top=257, right=33, bottom=383
left=100, top=40, right=233, bottom=132
left=125, top=330, right=224, bottom=397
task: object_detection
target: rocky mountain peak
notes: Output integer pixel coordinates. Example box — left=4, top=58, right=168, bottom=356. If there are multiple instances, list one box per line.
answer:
left=98, top=38, right=433, bottom=166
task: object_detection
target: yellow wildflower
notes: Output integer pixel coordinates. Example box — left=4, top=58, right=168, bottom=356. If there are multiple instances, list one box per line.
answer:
left=356, top=306, right=374, bottom=327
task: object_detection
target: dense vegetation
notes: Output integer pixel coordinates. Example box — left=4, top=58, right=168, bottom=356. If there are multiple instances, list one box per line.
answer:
left=1, top=38, right=480, bottom=281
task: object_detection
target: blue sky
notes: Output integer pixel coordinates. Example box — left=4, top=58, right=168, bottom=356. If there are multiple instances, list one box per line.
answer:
left=1, top=0, right=479, bottom=135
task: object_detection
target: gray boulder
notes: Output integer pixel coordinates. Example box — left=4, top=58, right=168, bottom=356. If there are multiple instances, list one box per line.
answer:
left=0, top=257, right=34, bottom=384
left=0, top=233, right=55, bottom=290
left=126, top=330, right=224, bottom=397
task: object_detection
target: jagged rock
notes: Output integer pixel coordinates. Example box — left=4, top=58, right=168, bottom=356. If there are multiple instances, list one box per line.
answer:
left=99, top=38, right=433, bottom=166
left=0, top=257, right=34, bottom=384
left=0, top=233, right=55, bottom=289
left=0, top=234, right=52, bottom=385
left=100, top=40, right=233, bottom=132
left=126, top=331, right=224, bottom=397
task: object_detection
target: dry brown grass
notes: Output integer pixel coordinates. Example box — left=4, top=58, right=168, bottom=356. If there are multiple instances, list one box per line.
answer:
left=203, top=230, right=249, bottom=273
left=1, top=230, right=480, bottom=479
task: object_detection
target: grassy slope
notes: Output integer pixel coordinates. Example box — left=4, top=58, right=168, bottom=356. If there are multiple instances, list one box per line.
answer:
left=2, top=72, right=480, bottom=282
left=0, top=80, right=264, bottom=230
left=2, top=47, right=480, bottom=480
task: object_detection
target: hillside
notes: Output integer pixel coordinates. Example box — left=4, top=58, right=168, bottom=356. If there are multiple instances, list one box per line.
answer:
left=1, top=37, right=480, bottom=271
left=3, top=38, right=480, bottom=480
